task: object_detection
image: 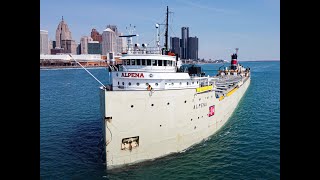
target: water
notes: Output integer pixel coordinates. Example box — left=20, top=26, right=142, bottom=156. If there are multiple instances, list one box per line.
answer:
left=40, top=61, right=280, bottom=179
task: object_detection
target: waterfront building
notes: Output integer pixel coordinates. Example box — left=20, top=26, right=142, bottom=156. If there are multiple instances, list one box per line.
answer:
left=170, top=37, right=180, bottom=57
left=88, top=41, right=102, bottom=54
left=102, top=28, right=116, bottom=55
left=80, top=36, right=93, bottom=54
left=55, top=16, right=72, bottom=48
left=107, top=25, right=123, bottom=55
left=40, top=30, right=49, bottom=54
left=91, top=28, right=102, bottom=43
left=181, top=27, right=189, bottom=59
left=188, top=36, right=198, bottom=60
left=61, top=39, right=77, bottom=54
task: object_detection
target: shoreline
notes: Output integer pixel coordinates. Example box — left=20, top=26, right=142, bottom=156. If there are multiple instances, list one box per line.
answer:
left=40, top=66, right=107, bottom=70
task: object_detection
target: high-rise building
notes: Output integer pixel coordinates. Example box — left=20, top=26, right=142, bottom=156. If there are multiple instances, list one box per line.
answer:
left=55, top=16, right=72, bottom=48
left=52, top=41, right=56, bottom=49
left=88, top=41, right=102, bottom=54
left=181, top=27, right=189, bottom=59
left=76, top=43, right=81, bottom=54
left=107, top=25, right=118, bottom=34
left=80, top=36, right=93, bottom=54
left=107, top=25, right=123, bottom=55
left=40, top=30, right=49, bottom=54
left=170, top=37, right=180, bottom=57
left=61, top=39, right=77, bottom=54
left=91, top=28, right=102, bottom=43
left=187, top=36, right=198, bottom=60
left=102, top=28, right=116, bottom=55
left=116, top=32, right=124, bottom=55
left=49, top=40, right=53, bottom=54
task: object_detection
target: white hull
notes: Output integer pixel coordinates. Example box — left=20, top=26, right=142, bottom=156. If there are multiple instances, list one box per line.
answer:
left=100, top=76, right=251, bottom=169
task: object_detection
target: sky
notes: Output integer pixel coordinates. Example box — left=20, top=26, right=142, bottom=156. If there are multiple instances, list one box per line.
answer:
left=40, top=0, right=280, bottom=61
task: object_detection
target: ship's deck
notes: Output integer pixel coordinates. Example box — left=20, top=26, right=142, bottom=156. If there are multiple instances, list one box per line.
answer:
left=209, top=75, right=244, bottom=98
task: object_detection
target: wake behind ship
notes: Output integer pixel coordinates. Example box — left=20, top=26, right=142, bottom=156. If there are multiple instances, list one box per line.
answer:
left=100, top=6, right=251, bottom=169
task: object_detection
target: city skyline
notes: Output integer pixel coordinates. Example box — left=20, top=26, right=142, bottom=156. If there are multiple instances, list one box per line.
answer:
left=40, top=0, right=280, bottom=61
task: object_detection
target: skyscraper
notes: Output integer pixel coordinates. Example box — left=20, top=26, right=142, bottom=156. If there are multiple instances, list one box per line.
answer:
left=188, top=36, right=198, bottom=60
left=88, top=41, right=102, bottom=54
left=55, top=16, right=72, bottom=48
left=91, top=28, right=102, bottom=43
left=40, top=30, right=49, bottom=54
left=107, top=25, right=123, bottom=55
left=61, top=39, right=77, bottom=54
left=102, top=28, right=116, bottom=55
left=80, top=36, right=93, bottom=54
left=170, top=37, right=180, bottom=57
left=181, top=27, right=189, bottom=59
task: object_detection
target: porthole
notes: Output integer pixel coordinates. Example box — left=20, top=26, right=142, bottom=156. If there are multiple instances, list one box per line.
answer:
left=199, top=98, right=201, bottom=101
left=191, top=119, right=193, bottom=121
left=180, top=82, right=182, bottom=85
left=146, top=83, right=149, bottom=86
left=194, top=126, right=196, bottom=129
left=149, top=74, right=153, bottom=77
left=151, top=104, right=154, bottom=106
left=160, top=125, right=162, bottom=127
left=167, top=102, right=170, bottom=105
left=116, top=73, right=118, bottom=77
left=192, top=82, right=194, bottom=84
left=165, top=83, right=167, bottom=85
left=155, top=83, right=158, bottom=86
left=137, top=82, right=140, bottom=86
left=128, top=82, right=131, bottom=86
left=122, top=82, right=124, bottom=85
left=172, top=82, right=174, bottom=85
left=131, top=105, right=134, bottom=108
left=198, top=117, right=199, bottom=119
left=187, top=82, right=189, bottom=85
left=184, top=100, right=187, bottom=103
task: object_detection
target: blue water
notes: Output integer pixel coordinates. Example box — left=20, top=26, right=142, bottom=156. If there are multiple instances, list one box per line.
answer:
left=40, top=61, right=280, bottom=179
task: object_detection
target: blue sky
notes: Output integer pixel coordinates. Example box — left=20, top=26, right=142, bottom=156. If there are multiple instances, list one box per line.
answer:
left=40, top=0, right=279, bottom=61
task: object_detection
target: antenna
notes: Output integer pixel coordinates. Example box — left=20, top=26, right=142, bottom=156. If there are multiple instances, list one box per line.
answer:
left=119, top=24, right=138, bottom=53
left=235, top=48, right=239, bottom=55
left=164, top=6, right=169, bottom=51
left=155, top=23, right=160, bottom=51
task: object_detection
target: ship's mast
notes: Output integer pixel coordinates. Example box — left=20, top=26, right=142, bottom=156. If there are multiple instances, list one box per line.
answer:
left=119, top=24, right=137, bottom=54
left=164, top=6, right=169, bottom=51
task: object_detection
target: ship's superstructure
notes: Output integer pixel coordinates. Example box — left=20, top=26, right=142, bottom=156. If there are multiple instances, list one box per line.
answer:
left=100, top=6, right=251, bottom=169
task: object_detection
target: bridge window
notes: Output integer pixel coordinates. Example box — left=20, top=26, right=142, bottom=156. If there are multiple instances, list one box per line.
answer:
left=147, top=59, right=151, bottom=66
left=126, top=60, right=130, bottom=65
left=137, top=59, right=141, bottom=65
left=158, top=60, right=162, bottom=66
left=164, top=60, right=167, bottom=66
left=152, top=60, right=157, bottom=66
left=187, top=82, right=189, bottom=85
left=142, top=59, right=146, bottom=65
left=168, top=60, right=172, bottom=66
left=122, top=82, right=124, bottom=85
left=131, top=59, right=136, bottom=65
